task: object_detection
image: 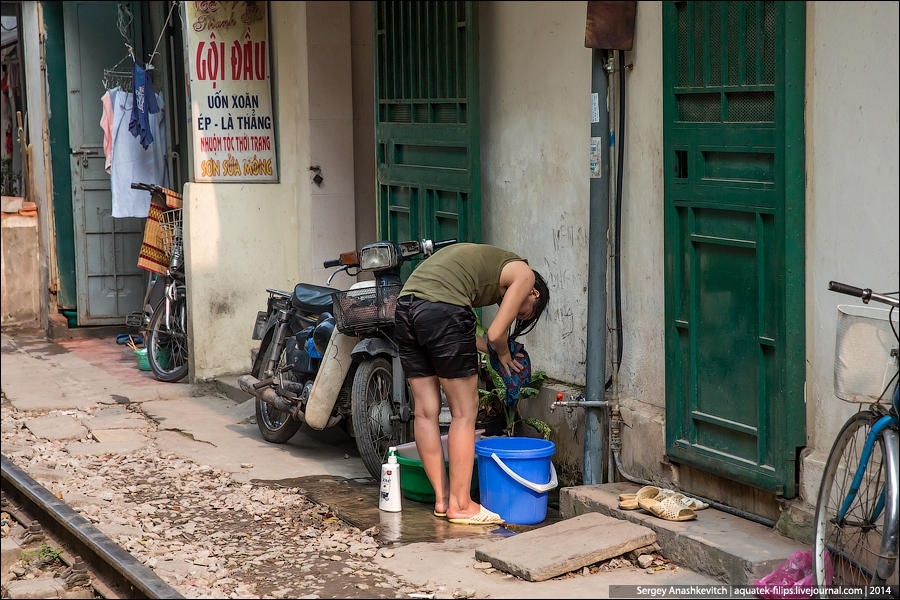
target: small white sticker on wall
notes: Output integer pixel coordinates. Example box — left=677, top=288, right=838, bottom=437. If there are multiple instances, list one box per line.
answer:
left=591, top=93, right=600, bottom=124
left=590, top=137, right=603, bottom=179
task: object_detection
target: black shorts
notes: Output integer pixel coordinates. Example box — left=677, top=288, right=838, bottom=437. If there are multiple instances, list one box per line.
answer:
left=394, top=295, right=478, bottom=379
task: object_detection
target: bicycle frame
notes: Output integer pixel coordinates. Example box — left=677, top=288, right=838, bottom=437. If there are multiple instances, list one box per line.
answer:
left=814, top=280, right=899, bottom=590
left=839, top=411, right=898, bottom=523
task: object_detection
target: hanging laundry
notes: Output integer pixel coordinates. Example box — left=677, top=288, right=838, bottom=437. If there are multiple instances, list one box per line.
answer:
left=109, top=88, right=168, bottom=218
left=99, top=88, right=115, bottom=174
left=128, top=62, right=160, bottom=150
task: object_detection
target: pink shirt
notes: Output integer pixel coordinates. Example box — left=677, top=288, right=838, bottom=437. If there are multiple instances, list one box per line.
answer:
left=100, top=90, right=115, bottom=173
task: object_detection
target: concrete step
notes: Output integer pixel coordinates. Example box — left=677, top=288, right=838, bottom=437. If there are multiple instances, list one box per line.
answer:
left=560, top=482, right=809, bottom=585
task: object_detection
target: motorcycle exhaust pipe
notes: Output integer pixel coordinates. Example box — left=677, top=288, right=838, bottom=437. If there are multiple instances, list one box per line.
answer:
left=238, top=374, right=295, bottom=413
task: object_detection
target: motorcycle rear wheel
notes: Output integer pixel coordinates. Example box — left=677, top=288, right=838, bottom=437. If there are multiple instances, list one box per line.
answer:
left=146, top=294, right=189, bottom=383
left=252, top=328, right=302, bottom=443
left=351, top=356, right=412, bottom=479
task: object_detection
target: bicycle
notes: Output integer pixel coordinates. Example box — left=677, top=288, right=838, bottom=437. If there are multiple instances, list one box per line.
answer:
left=131, top=182, right=189, bottom=383
left=813, top=281, right=899, bottom=596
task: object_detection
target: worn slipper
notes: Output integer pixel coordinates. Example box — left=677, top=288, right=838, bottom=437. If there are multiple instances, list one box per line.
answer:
left=618, top=486, right=670, bottom=510
left=638, top=495, right=697, bottom=521
left=433, top=510, right=447, bottom=518
left=447, top=506, right=505, bottom=526
left=672, top=493, right=709, bottom=511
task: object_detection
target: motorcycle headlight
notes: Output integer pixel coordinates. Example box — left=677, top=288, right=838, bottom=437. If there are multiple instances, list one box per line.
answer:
left=359, top=242, right=397, bottom=271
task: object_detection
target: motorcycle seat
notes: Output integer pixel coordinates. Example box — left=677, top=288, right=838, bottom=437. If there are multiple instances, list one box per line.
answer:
left=292, top=283, right=337, bottom=314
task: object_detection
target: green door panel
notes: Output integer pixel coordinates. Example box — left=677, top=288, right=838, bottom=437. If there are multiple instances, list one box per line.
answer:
left=663, top=1, right=806, bottom=497
left=374, top=1, right=480, bottom=252
left=43, top=3, right=77, bottom=309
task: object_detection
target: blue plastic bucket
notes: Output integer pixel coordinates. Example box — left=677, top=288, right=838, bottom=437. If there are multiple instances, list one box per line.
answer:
left=475, top=437, right=557, bottom=525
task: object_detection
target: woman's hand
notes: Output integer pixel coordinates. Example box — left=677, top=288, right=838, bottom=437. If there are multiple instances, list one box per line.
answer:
left=498, top=353, right=524, bottom=376
left=487, top=336, right=526, bottom=376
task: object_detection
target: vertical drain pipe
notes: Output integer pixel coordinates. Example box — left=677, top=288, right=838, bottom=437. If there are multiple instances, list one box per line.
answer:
left=583, top=48, right=611, bottom=485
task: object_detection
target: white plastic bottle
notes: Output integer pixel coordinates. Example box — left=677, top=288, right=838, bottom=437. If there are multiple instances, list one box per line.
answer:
left=379, top=447, right=402, bottom=512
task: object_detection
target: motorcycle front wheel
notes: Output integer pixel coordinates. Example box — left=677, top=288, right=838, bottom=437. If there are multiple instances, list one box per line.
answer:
left=351, top=356, right=413, bottom=479
left=252, top=328, right=302, bottom=443
left=146, top=292, right=189, bottom=383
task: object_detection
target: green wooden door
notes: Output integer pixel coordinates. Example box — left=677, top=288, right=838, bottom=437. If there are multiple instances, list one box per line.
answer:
left=373, top=1, right=480, bottom=255
left=663, top=1, right=806, bottom=497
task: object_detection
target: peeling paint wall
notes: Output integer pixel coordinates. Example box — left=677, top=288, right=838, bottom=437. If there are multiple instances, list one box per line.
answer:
left=480, top=2, right=593, bottom=386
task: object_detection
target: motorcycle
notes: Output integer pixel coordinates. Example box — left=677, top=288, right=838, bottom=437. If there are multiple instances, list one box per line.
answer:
left=238, top=237, right=457, bottom=478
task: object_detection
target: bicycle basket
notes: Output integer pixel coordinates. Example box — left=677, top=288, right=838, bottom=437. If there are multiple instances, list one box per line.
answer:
left=833, top=304, right=899, bottom=403
left=332, top=284, right=400, bottom=335
left=157, top=208, right=183, bottom=264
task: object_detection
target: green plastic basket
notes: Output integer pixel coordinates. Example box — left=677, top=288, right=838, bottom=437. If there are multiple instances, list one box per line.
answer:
left=395, top=454, right=479, bottom=503
left=134, top=348, right=170, bottom=371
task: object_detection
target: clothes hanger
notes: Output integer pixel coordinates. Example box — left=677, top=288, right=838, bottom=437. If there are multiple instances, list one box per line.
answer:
left=102, top=46, right=135, bottom=92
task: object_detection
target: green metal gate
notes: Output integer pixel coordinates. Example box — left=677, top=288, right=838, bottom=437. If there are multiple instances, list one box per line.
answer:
left=373, top=1, right=480, bottom=253
left=662, top=1, right=806, bottom=497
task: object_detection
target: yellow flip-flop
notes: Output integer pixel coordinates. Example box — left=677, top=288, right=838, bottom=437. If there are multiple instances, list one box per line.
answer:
left=638, top=495, right=697, bottom=521
left=618, top=485, right=666, bottom=510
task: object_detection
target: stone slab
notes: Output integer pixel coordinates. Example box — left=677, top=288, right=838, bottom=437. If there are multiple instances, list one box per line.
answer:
left=474, top=512, right=656, bottom=582
left=89, top=428, right=148, bottom=444
left=23, top=414, right=87, bottom=441
left=65, top=437, right=148, bottom=456
left=82, top=407, right=147, bottom=430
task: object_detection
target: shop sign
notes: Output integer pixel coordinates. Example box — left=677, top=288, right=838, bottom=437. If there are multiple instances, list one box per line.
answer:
left=184, top=1, right=277, bottom=182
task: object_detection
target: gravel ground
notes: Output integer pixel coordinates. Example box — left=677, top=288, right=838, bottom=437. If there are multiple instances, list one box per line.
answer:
left=0, top=394, right=433, bottom=599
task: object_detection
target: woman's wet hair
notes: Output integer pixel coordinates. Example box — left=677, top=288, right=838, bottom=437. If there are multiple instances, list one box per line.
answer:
left=510, top=269, right=549, bottom=340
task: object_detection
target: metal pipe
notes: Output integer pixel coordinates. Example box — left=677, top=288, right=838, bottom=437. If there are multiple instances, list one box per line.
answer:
left=584, top=47, right=611, bottom=485
left=551, top=394, right=609, bottom=409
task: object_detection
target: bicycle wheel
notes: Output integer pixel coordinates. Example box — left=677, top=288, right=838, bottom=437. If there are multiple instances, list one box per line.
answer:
left=813, top=409, right=897, bottom=591
left=146, top=292, right=189, bottom=382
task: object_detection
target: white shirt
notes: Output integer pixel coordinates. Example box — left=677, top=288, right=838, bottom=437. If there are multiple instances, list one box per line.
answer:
left=109, top=88, right=168, bottom=218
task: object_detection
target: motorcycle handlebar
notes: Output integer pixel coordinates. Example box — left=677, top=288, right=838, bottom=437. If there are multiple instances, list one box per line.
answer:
left=433, top=238, right=457, bottom=251
left=322, top=238, right=457, bottom=270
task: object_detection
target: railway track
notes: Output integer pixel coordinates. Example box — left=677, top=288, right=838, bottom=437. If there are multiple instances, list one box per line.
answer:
left=1, top=454, right=184, bottom=599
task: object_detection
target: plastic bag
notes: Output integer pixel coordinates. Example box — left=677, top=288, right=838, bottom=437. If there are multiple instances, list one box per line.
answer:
left=753, top=550, right=831, bottom=599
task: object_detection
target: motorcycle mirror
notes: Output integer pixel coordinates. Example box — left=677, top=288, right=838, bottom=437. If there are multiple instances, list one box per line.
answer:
left=339, top=250, right=360, bottom=266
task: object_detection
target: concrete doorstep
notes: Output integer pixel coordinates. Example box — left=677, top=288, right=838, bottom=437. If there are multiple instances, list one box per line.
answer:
left=560, top=482, right=810, bottom=585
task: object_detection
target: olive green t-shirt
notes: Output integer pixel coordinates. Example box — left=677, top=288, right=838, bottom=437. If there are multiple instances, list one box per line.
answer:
left=399, top=243, right=525, bottom=308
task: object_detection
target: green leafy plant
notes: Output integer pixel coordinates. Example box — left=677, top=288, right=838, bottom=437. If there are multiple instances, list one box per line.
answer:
left=476, top=347, right=551, bottom=439
left=21, top=543, right=63, bottom=566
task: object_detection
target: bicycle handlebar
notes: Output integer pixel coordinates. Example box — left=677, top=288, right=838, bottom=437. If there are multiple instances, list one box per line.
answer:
left=828, top=280, right=900, bottom=308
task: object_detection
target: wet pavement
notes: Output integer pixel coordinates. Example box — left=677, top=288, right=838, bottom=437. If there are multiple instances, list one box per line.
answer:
left=3, top=323, right=751, bottom=597
left=274, top=474, right=566, bottom=546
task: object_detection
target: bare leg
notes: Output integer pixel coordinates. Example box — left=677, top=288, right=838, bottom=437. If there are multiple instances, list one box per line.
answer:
left=408, top=375, right=448, bottom=516
left=439, top=374, right=481, bottom=519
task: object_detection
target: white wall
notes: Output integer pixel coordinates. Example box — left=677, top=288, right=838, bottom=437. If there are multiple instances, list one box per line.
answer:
left=187, top=2, right=357, bottom=380
left=800, top=0, right=900, bottom=501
